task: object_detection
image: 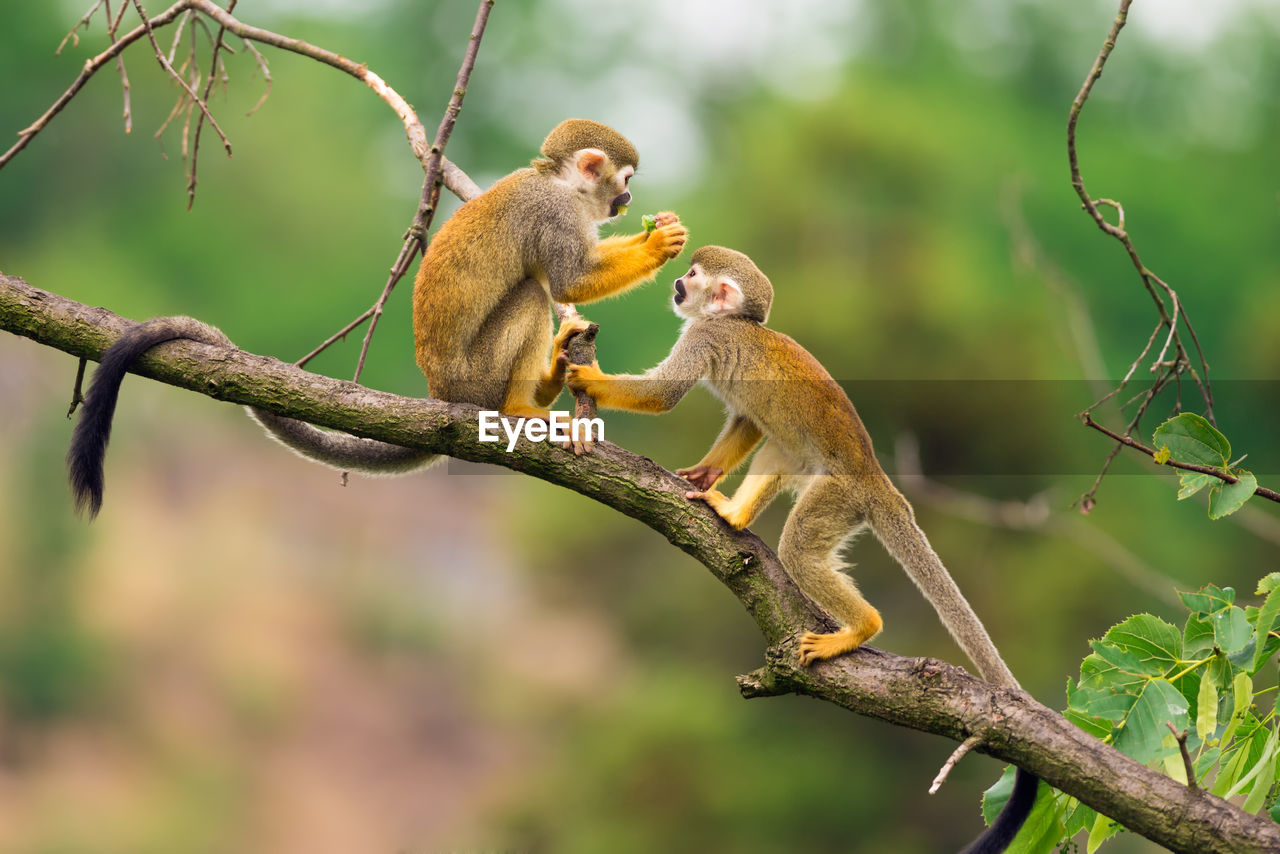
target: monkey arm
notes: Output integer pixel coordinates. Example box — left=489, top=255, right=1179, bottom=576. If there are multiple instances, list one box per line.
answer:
left=565, top=363, right=696, bottom=413
left=677, top=414, right=763, bottom=490
left=594, top=233, right=648, bottom=251
left=553, top=221, right=688, bottom=304
left=566, top=330, right=709, bottom=414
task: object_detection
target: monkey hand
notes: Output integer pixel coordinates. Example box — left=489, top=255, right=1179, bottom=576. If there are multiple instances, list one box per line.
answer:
left=645, top=218, right=688, bottom=261
left=553, top=316, right=594, bottom=352
left=651, top=211, right=680, bottom=229
left=565, top=361, right=607, bottom=398
left=676, top=464, right=723, bottom=491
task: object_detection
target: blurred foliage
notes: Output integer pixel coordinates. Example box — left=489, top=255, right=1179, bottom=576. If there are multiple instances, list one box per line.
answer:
left=2, top=1, right=1280, bottom=852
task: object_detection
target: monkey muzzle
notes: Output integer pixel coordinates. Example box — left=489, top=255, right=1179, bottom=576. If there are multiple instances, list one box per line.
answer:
left=610, top=191, right=632, bottom=218
left=673, top=278, right=687, bottom=305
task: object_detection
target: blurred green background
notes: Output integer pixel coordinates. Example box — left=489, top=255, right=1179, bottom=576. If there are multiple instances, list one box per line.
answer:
left=2, top=1, right=1279, bottom=852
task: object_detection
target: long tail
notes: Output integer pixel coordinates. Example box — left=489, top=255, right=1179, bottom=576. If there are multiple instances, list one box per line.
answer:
left=68, top=316, right=436, bottom=518
left=867, top=490, right=1037, bottom=854
left=247, top=408, right=438, bottom=475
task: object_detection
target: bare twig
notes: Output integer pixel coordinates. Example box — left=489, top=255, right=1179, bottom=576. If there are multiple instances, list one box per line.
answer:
left=130, top=0, right=232, bottom=158
left=1167, top=722, right=1197, bottom=791
left=1068, top=0, right=1221, bottom=510
left=66, top=357, right=89, bottom=417
left=930, top=735, right=981, bottom=794
left=57, top=0, right=108, bottom=53
left=350, top=0, right=493, bottom=382
left=187, top=0, right=239, bottom=209
left=3, top=0, right=474, bottom=201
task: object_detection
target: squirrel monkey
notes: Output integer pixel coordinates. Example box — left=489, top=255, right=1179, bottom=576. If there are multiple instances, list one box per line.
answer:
left=566, top=246, right=1037, bottom=854
left=413, top=117, right=687, bottom=422
left=67, top=119, right=687, bottom=516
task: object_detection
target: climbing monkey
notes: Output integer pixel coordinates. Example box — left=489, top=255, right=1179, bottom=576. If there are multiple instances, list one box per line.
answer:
left=567, top=245, right=1037, bottom=854
left=67, top=120, right=687, bottom=515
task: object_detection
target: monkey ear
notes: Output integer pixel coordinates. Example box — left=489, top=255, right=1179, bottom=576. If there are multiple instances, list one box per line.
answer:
left=575, top=148, right=607, bottom=181
left=708, top=277, right=745, bottom=315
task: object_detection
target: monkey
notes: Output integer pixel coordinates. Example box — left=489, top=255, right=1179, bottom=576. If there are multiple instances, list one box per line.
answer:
left=565, top=245, right=1038, bottom=854
left=67, top=119, right=687, bottom=516
left=413, top=117, right=687, bottom=422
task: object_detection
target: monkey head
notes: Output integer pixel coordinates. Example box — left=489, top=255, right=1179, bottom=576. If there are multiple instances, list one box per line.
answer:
left=673, top=246, right=773, bottom=324
left=536, top=118, right=639, bottom=222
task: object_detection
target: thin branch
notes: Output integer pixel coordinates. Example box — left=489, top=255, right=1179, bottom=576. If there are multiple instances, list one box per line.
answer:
left=930, top=735, right=980, bottom=795
left=1081, top=414, right=1280, bottom=503
left=1068, top=0, right=1221, bottom=509
left=351, top=0, right=493, bottom=383
left=3, top=272, right=1277, bottom=854
left=1, top=0, right=476, bottom=202
left=130, top=0, right=232, bottom=157
left=1167, top=722, right=1198, bottom=792
left=187, top=0, right=239, bottom=209
left=1, top=0, right=191, bottom=171
left=57, top=0, right=107, bottom=53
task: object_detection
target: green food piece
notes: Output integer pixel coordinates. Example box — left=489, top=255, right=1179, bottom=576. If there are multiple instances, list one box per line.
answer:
left=641, top=214, right=657, bottom=233
left=615, top=204, right=629, bottom=217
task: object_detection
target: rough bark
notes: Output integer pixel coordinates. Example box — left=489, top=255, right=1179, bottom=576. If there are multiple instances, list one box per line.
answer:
left=3, top=272, right=1278, bottom=854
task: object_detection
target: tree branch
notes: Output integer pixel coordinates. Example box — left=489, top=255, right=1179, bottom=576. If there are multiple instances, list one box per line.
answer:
left=0, top=0, right=479, bottom=200
left=2, top=272, right=1278, bottom=854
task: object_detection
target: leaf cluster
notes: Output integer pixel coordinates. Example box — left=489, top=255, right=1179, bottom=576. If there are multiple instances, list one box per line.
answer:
left=982, top=574, right=1280, bottom=852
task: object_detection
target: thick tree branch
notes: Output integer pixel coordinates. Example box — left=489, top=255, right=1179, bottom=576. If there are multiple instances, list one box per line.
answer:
left=2, top=273, right=1278, bottom=854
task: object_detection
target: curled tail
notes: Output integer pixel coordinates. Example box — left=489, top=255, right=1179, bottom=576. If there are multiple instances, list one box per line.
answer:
left=867, top=489, right=1037, bottom=854
left=68, top=316, right=437, bottom=518
left=68, top=317, right=230, bottom=517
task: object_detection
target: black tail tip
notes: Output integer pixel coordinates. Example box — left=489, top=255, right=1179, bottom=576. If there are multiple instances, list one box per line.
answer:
left=67, top=453, right=104, bottom=520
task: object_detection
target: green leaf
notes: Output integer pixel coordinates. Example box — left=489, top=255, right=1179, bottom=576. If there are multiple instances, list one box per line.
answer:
left=1183, top=613, right=1216, bottom=658
left=1197, top=672, right=1219, bottom=744
left=1089, top=640, right=1151, bottom=675
left=1004, top=783, right=1064, bottom=854
left=1065, top=707, right=1113, bottom=740
left=1208, top=470, right=1257, bottom=519
left=1213, top=743, right=1254, bottom=797
left=1179, top=584, right=1235, bottom=615
left=1087, top=812, right=1119, bottom=853
left=1253, top=588, right=1280, bottom=673
left=1152, top=413, right=1230, bottom=467
left=1178, top=471, right=1215, bottom=499
left=1102, top=614, right=1182, bottom=675
left=1269, top=800, right=1280, bottom=823
left=641, top=213, right=657, bottom=233
left=1219, top=672, right=1253, bottom=749
left=1112, top=678, right=1190, bottom=764
left=1242, top=738, right=1278, bottom=814
left=1256, top=573, right=1280, bottom=596
left=980, top=765, right=1016, bottom=824
left=1213, top=606, right=1252, bottom=654
left=1063, top=798, right=1097, bottom=838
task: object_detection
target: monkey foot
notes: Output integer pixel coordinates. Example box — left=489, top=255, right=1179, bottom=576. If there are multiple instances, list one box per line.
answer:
left=798, top=628, right=867, bottom=667
left=686, top=488, right=740, bottom=525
